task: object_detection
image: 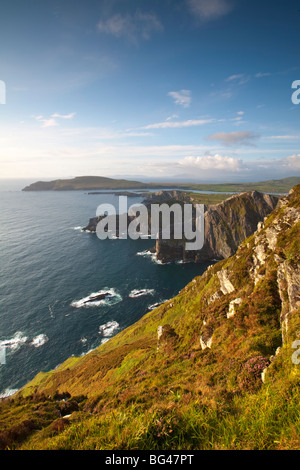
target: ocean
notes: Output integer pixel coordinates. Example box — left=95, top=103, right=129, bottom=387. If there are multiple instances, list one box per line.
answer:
left=0, top=180, right=212, bottom=397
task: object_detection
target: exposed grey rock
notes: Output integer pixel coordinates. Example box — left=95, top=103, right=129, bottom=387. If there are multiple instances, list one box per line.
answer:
left=157, top=324, right=178, bottom=351
left=227, top=298, right=243, bottom=318
left=200, top=335, right=213, bottom=350
left=208, top=290, right=222, bottom=305
left=217, top=270, right=235, bottom=295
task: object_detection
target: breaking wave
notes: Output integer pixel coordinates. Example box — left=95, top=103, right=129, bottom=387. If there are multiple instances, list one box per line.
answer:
left=30, top=334, right=49, bottom=348
left=136, top=250, right=168, bottom=265
left=129, top=289, right=155, bottom=298
left=71, top=288, right=122, bottom=308
left=0, top=332, right=28, bottom=351
left=148, top=300, right=168, bottom=310
left=99, top=321, right=119, bottom=344
left=0, top=388, right=19, bottom=399
left=0, top=331, right=48, bottom=352
left=136, top=249, right=153, bottom=257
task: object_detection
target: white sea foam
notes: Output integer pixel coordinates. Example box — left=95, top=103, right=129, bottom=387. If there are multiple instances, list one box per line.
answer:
left=99, top=320, right=119, bottom=337
left=0, top=331, right=50, bottom=353
left=30, top=334, right=49, bottom=348
left=148, top=300, right=168, bottom=310
left=72, top=226, right=83, bottom=231
left=136, top=249, right=153, bottom=257
left=149, top=252, right=167, bottom=265
left=100, top=338, right=110, bottom=345
left=152, top=255, right=164, bottom=265
left=129, top=289, right=155, bottom=298
left=71, top=288, right=122, bottom=308
left=0, top=388, right=19, bottom=399
left=80, top=347, right=96, bottom=356
left=136, top=249, right=167, bottom=265
left=0, top=332, right=28, bottom=351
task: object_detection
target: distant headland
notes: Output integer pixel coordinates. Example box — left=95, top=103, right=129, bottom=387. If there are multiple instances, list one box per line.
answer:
left=22, top=175, right=300, bottom=194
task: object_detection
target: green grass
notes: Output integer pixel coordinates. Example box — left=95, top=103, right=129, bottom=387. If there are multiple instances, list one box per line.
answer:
left=18, top=374, right=300, bottom=450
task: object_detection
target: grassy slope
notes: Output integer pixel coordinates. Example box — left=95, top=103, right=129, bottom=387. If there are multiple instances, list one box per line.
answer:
left=1, top=187, right=300, bottom=450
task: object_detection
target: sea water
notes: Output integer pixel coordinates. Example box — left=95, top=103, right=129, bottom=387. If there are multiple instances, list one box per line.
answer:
left=0, top=180, right=211, bottom=396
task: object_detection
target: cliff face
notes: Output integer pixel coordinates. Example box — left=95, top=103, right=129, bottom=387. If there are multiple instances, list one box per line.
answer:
left=83, top=191, right=279, bottom=264
left=155, top=190, right=279, bottom=263
left=1, top=185, right=299, bottom=450
left=82, top=189, right=194, bottom=233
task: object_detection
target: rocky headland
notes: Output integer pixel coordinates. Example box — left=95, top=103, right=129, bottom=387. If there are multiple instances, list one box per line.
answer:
left=83, top=189, right=279, bottom=264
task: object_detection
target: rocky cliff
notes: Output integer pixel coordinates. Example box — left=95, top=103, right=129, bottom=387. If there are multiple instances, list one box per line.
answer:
left=155, top=190, right=279, bottom=263
left=82, top=189, right=194, bottom=233
left=83, top=190, right=279, bottom=266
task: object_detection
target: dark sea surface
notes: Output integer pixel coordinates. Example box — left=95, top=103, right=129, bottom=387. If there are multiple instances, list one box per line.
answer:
left=0, top=180, right=212, bottom=396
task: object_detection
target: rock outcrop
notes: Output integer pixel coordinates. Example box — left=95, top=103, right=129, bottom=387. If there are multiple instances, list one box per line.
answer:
left=203, top=184, right=300, bottom=367
left=155, top=191, right=279, bottom=263
left=83, top=190, right=279, bottom=265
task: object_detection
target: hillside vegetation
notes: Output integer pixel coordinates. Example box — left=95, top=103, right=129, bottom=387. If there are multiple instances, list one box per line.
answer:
left=1, top=185, right=300, bottom=450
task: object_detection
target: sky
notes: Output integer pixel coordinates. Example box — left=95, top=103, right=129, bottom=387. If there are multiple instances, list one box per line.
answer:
left=0, top=0, right=300, bottom=183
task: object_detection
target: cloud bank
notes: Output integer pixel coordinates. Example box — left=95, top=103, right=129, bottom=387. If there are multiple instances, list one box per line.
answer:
left=207, top=131, right=260, bottom=146
left=178, top=153, right=244, bottom=171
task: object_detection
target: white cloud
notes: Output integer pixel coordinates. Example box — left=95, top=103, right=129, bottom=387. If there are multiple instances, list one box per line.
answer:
left=34, top=112, right=75, bottom=128
left=267, top=135, right=300, bottom=141
left=178, top=154, right=244, bottom=172
left=282, top=154, right=300, bottom=169
left=207, top=131, right=260, bottom=146
left=187, top=0, right=233, bottom=21
left=225, top=74, right=250, bottom=85
left=51, top=112, right=76, bottom=120
left=168, top=90, right=191, bottom=108
left=97, top=10, right=163, bottom=43
left=33, top=116, right=58, bottom=128
left=142, top=118, right=213, bottom=129
left=166, top=114, right=179, bottom=121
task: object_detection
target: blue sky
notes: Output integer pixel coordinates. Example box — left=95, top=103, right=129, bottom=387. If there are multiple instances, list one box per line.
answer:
left=0, top=0, right=300, bottom=182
